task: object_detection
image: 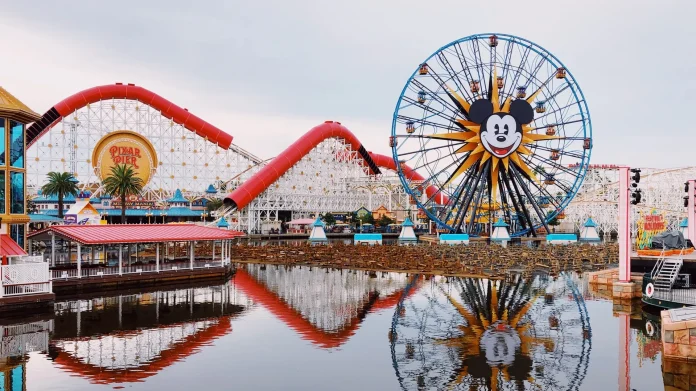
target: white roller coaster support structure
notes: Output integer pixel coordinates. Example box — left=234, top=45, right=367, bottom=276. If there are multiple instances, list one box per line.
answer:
left=562, top=166, right=696, bottom=236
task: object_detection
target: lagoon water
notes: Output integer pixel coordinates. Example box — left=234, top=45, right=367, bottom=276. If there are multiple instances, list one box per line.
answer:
left=2, top=264, right=664, bottom=390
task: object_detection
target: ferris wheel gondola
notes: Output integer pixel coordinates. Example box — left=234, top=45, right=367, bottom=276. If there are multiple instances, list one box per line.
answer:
left=391, top=33, right=592, bottom=236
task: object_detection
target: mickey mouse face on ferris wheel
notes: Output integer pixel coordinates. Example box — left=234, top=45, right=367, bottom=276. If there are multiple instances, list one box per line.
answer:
left=469, top=98, right=535, bottom=159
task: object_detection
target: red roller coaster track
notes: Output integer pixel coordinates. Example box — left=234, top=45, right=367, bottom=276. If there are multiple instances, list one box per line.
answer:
left=28, top=83, right=448, bottom=208
left=26, top=83, right=233, bottom=149
left=223, top=121, right=449, bottom=210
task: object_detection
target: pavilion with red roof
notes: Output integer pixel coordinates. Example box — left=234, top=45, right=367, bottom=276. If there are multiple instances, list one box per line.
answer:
left=28, top=224, right=244, bottom=278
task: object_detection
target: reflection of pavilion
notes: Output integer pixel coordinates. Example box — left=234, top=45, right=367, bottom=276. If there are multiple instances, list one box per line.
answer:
left=235, top=264, right=419, bottom=348
left=50, top=285, right=244, bottom=384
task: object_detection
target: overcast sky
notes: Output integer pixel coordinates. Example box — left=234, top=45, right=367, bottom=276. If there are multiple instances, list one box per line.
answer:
left=3, top=0, right=694, bottom=168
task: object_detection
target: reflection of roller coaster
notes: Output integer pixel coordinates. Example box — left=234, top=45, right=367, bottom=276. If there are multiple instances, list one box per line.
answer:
left=234, top=264, right=419, bottom=349
left=390, top=273, right=591, bottom=390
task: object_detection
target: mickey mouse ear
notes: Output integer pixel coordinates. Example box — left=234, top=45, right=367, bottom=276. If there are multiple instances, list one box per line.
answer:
left=469, top=99, right=493, bottom=124
left=509, top=99, right=534, bottom=125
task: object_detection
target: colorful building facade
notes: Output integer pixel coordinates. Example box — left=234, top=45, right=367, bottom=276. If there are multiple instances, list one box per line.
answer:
left=0, top=87, right=41, bottom=250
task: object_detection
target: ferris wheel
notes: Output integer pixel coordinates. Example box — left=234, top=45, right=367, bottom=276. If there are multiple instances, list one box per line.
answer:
left=391, top=33, right=592, bottom=235
left=389, top=273, right=592, bottom=390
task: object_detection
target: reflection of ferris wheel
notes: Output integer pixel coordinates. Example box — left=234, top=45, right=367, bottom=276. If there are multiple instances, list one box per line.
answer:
left=391, top=33, right=592, bottom=235
left=390, top=273, right=591, bottom=390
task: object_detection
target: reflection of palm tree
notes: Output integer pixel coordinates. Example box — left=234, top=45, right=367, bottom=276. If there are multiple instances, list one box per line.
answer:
left=435, top=278, right=554, bottom=390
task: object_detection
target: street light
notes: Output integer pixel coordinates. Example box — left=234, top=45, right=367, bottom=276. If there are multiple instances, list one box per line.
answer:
left=202, top=211, right=209, bottom=223
left=146, top=209, right=153, bottom=224
left=162, top=212, right=167, bottom=224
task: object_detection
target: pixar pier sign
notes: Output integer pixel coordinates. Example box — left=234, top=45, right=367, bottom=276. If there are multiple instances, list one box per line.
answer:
left=92, top=130, right=158, bottom=186
left=109, top=145, right=143, bottom=168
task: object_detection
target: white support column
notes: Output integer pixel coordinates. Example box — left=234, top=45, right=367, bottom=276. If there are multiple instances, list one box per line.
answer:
left=118, top=244, right=123, bottom=275
left=76, top=302, right=81, bottom=337
left=221, top=240, right=225, bottom=261
left=212, top=241, right=216, bottom=261
left=51, top=234, right=56, bottom=267
left=190, top=241, right=194, bottom=270
left=103, top=245, right=106, bottom=264
left=688, top=179, right=696, bottom=243
left=156, top=243, right=160, bottom=273
left=91, top=247, right=95, bottom=265
left=77, top=243, right=82, bottom=279
left=618, top=166, right=631, bottom=283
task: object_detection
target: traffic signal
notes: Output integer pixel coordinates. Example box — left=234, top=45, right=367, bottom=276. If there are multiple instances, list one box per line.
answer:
left=685, top=181, right=693, bottom=208
left=629, top=168, right=642, bottom=204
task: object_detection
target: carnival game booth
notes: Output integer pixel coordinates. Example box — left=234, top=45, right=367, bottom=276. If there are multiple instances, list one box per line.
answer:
left=28, top=224, right=243, bottom=292
left=287, top=219, right=315, bottom=234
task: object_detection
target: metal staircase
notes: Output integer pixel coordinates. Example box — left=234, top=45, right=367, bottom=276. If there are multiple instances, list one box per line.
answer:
left=650, top=254, right=684, bottom=289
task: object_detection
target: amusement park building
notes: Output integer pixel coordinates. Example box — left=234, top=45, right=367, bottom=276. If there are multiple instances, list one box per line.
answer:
left=0, top=86, right=41, bottom=254
left=19, top=81, right=694, bottom=236
left=24, top=83, right=416, bottom=233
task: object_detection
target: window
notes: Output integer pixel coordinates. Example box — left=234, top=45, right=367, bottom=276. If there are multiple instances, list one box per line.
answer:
left=10, top=172, right=24, bottom=214
left=9, top=120, right=24, bottom=168
left=0, top=118, right=4, bottom=165
left=10, top=224, right=25, bottom=248
left=0, top=170, right=4, bottom=214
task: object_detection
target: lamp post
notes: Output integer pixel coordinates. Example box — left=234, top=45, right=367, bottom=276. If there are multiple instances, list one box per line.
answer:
left=162, top=212, right=167, bottom=224
left=202, top=211, right=209, bottom=223
left=146, top=209, right=153, bottom=224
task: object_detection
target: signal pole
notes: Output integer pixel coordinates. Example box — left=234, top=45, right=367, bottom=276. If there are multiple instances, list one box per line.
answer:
left=618, top=167, right=641, bottom=283
left=618, top=167, right=630, bottom=282
left=688, top=180, right=696, bottom=242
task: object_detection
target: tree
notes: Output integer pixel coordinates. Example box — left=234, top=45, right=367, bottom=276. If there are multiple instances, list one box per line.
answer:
left=377, top=215, right=394, bottom=227
left=546, top=211, right=560, bottom=226
left=27, top=198, right=38, bottom=214
left=102, top=164, right=145, bottom=224
left=41, top=172, right=78, bottom=218
left=361, top=213, right=375, bottom=225
left=206, top=198, right=223, bottom=212
left=322, top=212, right=336, bottom=226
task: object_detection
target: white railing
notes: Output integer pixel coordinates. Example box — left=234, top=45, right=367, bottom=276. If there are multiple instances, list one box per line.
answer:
left=51, top=259, right=230, bottom=280
left=7, top=255, right=45, bottom=264
left=0, top=320, right=53, bottom=359
left=0, top=262, right=52, bottom=297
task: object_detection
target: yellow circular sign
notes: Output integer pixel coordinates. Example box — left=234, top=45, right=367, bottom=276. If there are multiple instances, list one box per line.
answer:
left=92, top=130, right=158, bottom=186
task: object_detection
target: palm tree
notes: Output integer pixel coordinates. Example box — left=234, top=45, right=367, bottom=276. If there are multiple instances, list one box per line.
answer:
left=102, top=164, right=145, bottom=224
left=41, top=172, right=79, bottom=218
left=206, top=198, right=223, bottom=213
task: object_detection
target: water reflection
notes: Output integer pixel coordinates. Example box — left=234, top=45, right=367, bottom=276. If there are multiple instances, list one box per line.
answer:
left=48, top=285, right=244, bottom=384
left=390, top=274, right=592, bottom=390
left=0, top=264, right=680, bottom=390
left=235, top=264, right=417, bottom=348
left=0, top=320, right=53, bottom=390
